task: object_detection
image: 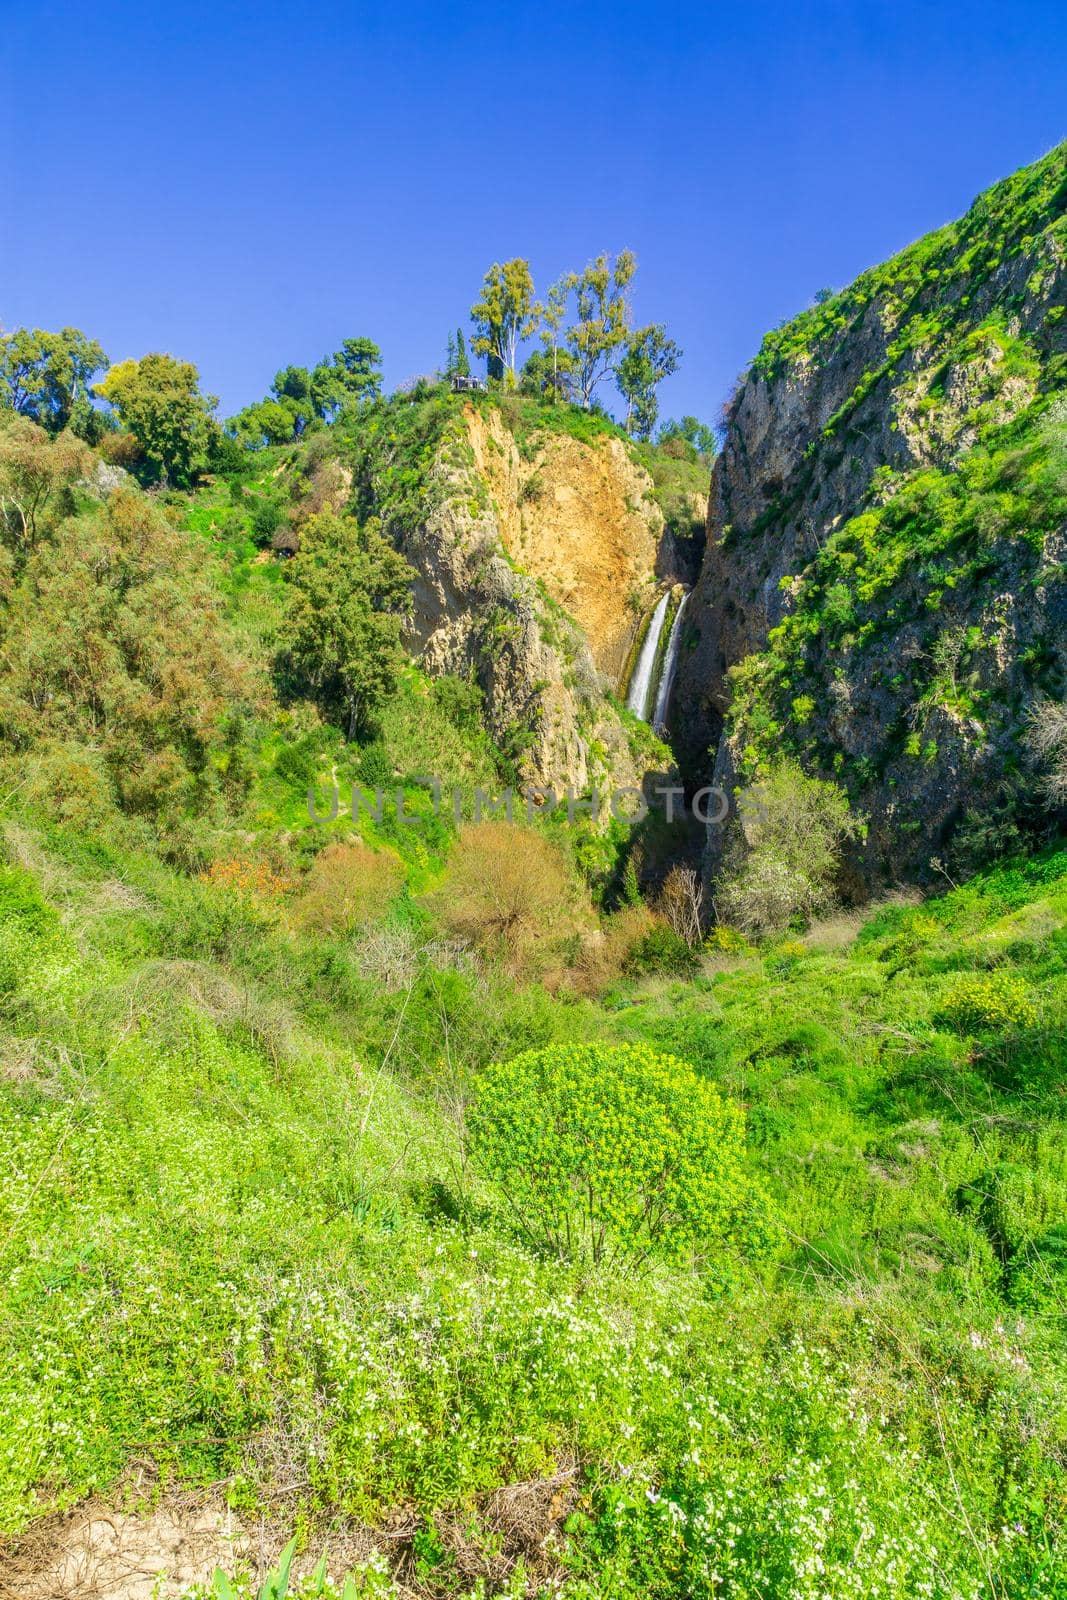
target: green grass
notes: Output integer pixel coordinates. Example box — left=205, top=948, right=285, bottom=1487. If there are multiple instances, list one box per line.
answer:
left=1, top=803, right=1064, bottom=1595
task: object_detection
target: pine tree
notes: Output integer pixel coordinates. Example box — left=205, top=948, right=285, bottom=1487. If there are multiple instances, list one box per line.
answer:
left=445, top=330, right=457, bottom=378
left=455, top=328, right=470, bottom=377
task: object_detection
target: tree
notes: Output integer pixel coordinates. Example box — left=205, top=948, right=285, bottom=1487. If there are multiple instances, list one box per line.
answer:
left=281, top=511, right=414, bottom=739
left=715, top=759, right=863, bottom=936
left=324, top=338, right=383, bottom=412
left=0, top=484, right=251, bottom=821
left=538, top=275, right=570, bottom=399
left=443, top=328, right=470, bottom=382
left=659, top=415, right=717, bottom=466
left=0, top=417, right=89, bottom=558
left=562, top=249, right=637, bottom=408
left=470, top=259, right=540, bottom=386
left=229, top=339, right=382, bottom=448
left=0, top=327, right=109, bottom=435
left=96, top=354, right=218, bottom=486
left=616, top=323, right=681, bottom=438
left=520, top=347, right=576, bottom=402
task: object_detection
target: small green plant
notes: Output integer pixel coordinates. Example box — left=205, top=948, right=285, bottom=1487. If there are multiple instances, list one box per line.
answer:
left=467, top=1042, right=765, bottom=1267
left=624, top=922, right=699, bottom=977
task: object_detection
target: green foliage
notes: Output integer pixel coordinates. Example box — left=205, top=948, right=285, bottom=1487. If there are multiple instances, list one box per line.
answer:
left=0, top=325, right=109, bottom=436
left=716, top=759, right=863, bottom=935
left=96, top=352, right=219, bottom=486
left=657, top=414, right=717, bottom=465
left=469, top=259, right=539, bottom=385
left=467, top=1042, right=763, bottom=1267
left=0, top=809, right=1063, bottom=1592
left=939, top=969, right=1039, bottom=1033
left=279, top=511, right=415, bottom=739
left=561, top=249, right=637, bottom=409
left=616, top=324, right=682, bottom=439
left=0, top=482, right=253, bottom=826
left=231, top=340, right=382, bottom=448
left=0, top=415, right=88, bottom=553
left=625, top=921, right=699, bottom=977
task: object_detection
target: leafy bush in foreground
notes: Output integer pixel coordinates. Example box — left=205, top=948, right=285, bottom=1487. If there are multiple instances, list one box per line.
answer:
left=467, top=1042, right=766, bottom=1268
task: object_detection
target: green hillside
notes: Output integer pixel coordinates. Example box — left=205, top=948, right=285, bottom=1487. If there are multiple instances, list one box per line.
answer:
left=0, top=797, right=1064, bottom=1595
left=0, top=165, right=1065, bottom=1599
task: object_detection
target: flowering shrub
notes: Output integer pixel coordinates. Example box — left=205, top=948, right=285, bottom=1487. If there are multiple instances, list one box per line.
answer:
left=940, top=970, right=1039, bottom=1033
left=467, top=1043, right=767, bottom=1267
left=705, top=924, right=753, bottom=955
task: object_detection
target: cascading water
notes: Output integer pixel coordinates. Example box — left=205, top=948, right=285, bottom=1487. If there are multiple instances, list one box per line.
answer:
left=625, top=589, right=671, bottom=720
left=652, top=590, right=689, bottom=733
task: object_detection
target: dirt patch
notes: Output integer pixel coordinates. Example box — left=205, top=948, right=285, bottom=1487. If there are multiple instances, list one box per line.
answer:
left=0, top=1486, right=251, bottom=1600
left=0, top=1464, right=579, bottom=1599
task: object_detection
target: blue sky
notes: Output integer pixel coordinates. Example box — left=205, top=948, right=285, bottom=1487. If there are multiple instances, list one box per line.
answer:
left=1, top=0, right=1064, bottom=426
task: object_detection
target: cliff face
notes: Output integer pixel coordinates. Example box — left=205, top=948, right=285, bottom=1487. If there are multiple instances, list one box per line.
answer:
left=466, top=407, right=663, bottom=682
left=676, top=140, right=1067, bottom=884
left=351, top=399, right=673, bottom=796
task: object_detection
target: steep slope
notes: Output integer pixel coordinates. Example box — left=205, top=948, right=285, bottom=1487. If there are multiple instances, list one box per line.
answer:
left=342, top=395, right=685, bottom=795
left=677, top=139, right=1067, bottom=883
left=466, top=405, right=663, bottom=681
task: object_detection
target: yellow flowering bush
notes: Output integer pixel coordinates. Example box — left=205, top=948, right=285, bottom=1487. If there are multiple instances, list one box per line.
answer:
left=467, top=1042, right=767, bottom=1268
left=705, top=924, right=753, bottom=955
left=941, top=970, right=1039, bottom=1033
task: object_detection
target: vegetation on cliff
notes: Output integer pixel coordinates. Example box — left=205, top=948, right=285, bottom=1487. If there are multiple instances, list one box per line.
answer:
left=696, top=139, right=1067, bottom=891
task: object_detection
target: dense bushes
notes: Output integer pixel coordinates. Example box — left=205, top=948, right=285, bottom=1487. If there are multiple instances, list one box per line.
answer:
left=0, top=476, right=256, bottom=827
left=467, top=1042, right=766, bottom=1268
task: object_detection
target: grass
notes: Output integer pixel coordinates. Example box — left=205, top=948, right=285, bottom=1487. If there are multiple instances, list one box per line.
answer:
left=1, top=801, right=1064, bottom=1595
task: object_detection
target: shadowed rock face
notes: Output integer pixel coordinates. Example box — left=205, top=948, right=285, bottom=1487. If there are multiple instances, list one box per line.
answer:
left=675, top=140, right=1067, bottom=887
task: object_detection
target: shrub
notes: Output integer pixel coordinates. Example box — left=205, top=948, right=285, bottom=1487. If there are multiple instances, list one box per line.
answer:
left=1025, top=696, right=1067, bottom=805
left=1007, top=1224, right=1067, bottom=1312
left=467, top=1042, right=766, bottom=1267
left=940, top=970, right=1039, bottom=1033
left=656, top=864, right=704, bottom=946
left=715, top=759, right=863, bottom=936
left=705, top=924, right=753, bottom=955
left=431, top=822, right=573, bottom=974
left=571, top=903, right=655, bottom=994
left=291, top=840, right=403, bottom=936
left=624, top=921, right=700, bottom=978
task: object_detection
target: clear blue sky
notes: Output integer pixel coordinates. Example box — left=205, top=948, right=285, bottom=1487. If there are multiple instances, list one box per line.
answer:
left=1, top=0, right=1064, bottom=425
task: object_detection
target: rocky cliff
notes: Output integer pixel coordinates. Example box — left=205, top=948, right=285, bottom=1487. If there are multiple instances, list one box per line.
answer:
left=344, top=396, right=679, bottom=795
left=677, top=139, right=1067, bottom=885
left=465, top=406, right=664, bottom=682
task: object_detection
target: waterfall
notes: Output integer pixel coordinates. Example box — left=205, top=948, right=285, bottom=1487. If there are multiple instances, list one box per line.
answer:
left=625, top=589, right=671, bottom=720
left=652, top=591, right=689, bottom=733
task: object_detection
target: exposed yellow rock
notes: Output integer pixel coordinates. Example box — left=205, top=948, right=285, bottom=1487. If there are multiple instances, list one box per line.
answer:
left=464, top=406, right=662, bottom=681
